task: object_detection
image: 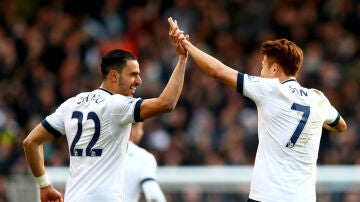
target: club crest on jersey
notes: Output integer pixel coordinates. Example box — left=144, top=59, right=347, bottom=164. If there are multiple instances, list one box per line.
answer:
left=248, top=75, right=259, bottom=82
left=127, top=97, right=136, bottom=104
left=289, top=86, right=308, bottom=97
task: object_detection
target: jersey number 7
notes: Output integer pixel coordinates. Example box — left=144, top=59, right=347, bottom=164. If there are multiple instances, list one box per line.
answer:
left=70, top=111, right=103, bottom=156
left=286, top=103, right=310, bottom=148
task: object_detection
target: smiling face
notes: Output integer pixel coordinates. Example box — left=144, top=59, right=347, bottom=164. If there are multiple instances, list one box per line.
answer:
left=116, top=59, right=142, bottom=97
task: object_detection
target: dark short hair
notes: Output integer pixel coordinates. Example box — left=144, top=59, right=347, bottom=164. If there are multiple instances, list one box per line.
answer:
left=260, top=38, right=303, bottom=76
left=100, top=49, right=137, bottom=79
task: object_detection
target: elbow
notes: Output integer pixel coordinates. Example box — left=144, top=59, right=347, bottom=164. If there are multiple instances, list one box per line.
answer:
left=163, top=102, right=176, bottom=113
left=337, top=117, right=347, bottom=132
left=339, top=122, right=347, bottom=132
left=157, top=96, right=179, bottom=113
left=207, top=67, right=219, bottom=79
left=207, top=65, right=224, bottom=81
left=160, top=99, right=177, bottom=113
left=23, top=136, right=32, bottom=151
left=23, top=134, right=39, bottom=151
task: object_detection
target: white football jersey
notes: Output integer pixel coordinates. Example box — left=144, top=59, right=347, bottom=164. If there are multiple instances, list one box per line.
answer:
left=123, top=141, right=160, bottom=202
left=42, top=88, right=143, bottom=202
left=238, top=73, right=340, bottom=202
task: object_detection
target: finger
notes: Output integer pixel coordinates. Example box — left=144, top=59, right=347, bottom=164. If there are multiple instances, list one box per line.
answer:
left=167, top=17, right=172, bottom=25
left=174, top=29, right=184, bottom=38
left=177, top=34, right=186, bottom=41
left=169, top=21, right=179, bottom=35
left=171, top=26, right=179, bottom=36
left=168, top=17, right=175, bottom=34
left=168, top=17, right=176, bottom=29
left=170, top=18, right=179, bottom=32
left=171, top=29, right=182, bottom=41
left=168, top=17, right=173, bottom=25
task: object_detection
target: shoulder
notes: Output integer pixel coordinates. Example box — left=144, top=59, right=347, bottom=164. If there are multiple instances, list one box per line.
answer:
left=133, top=144, right=156, bottom=159
left=309, top=88, right=325, bottom=97
left=129, top=143, right=157, bottom=165
left=109, top=95, right=142, bottom=105
left=56, top=95, right=79, bottom=110
left=244, top=74, right=280, bottom=86
left=308, top=88, right=328, bottom=101
left=242, top=74, right=280, bottom=95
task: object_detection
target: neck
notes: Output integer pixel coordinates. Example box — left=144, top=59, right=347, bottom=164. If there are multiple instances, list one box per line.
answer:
left=100, top=82, right=115, bottom=94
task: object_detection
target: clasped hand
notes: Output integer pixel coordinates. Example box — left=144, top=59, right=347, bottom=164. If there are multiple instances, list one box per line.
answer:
left=168, top=17, right=189, bottom=56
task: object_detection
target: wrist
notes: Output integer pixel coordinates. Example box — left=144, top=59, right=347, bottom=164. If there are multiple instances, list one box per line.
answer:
left=179, top=54, right=188, bottom=60
left=35, top=173, right=50, bottom=188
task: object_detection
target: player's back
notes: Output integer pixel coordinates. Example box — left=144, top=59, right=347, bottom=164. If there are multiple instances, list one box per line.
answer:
left=258, top=80, right=326, bottom=162
left=243, top=76, right=339, bottom=201
left=44, top=88, right=141, bottom=201
left=123, top=142, right=158, bottom=202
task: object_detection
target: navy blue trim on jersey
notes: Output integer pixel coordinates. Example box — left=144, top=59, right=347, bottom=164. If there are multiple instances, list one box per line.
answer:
left=98, top=88, right=113, bottom=95
left=140, top=177, right=156, bottom=185
left=281, top=78, right=297, bottom=84
left=328, top=113, right=340, bottom=127
left=134, top=99, right=144, bottom=122
left=236, top=72, right=244, bottom=94
left=41, top=120, right=62, bottom=138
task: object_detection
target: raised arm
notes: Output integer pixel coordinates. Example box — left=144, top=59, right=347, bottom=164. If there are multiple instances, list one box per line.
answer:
left=139, top=19, right=188, bottom=120
left=168, top=17, right=239, bottom=89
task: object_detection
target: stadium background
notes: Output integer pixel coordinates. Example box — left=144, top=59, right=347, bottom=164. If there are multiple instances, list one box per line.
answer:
left=0, top=0, right=359, bottom=201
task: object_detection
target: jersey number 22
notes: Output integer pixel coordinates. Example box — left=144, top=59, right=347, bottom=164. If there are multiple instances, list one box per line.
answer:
left=70, top=111, right=102, bottom=157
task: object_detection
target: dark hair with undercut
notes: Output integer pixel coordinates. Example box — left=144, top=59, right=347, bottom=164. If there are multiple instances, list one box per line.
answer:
left=260, top=38, right=303, bottom=76
left=100, top=49, right=137, bottom=79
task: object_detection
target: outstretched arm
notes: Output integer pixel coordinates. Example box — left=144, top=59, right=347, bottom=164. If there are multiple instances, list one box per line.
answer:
left=139, top=19, right=188, bottom=120
left=168, top=17, right=239, bottom=89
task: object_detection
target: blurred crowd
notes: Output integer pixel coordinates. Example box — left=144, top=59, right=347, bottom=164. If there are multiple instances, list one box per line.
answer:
left=0, top=0, right=359, bottom=201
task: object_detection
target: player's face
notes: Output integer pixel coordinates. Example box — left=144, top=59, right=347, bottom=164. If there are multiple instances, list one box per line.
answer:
left=117, top=60, right=142, bottom=97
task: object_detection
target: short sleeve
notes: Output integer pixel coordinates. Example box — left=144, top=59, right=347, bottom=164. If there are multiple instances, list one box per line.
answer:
left=42, top=102, right=67, bottom=137
left=242, top=74, right=279, bottom=104
left=321, top=93, right=340, bottom=125
left=110, top=95, right=143, bottom=125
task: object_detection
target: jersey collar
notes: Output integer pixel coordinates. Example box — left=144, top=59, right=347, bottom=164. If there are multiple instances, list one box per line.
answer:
left=99, top=87, right=113, bottom=95
left=281, top=78, right=297, bottom=84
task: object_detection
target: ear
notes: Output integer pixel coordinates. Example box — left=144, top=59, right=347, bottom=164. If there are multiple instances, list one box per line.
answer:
left=109, top=70, right=118, bottom=82
left=272, top=63, right=283, bottom=77
left=271, top=63, right=278, bottom=73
